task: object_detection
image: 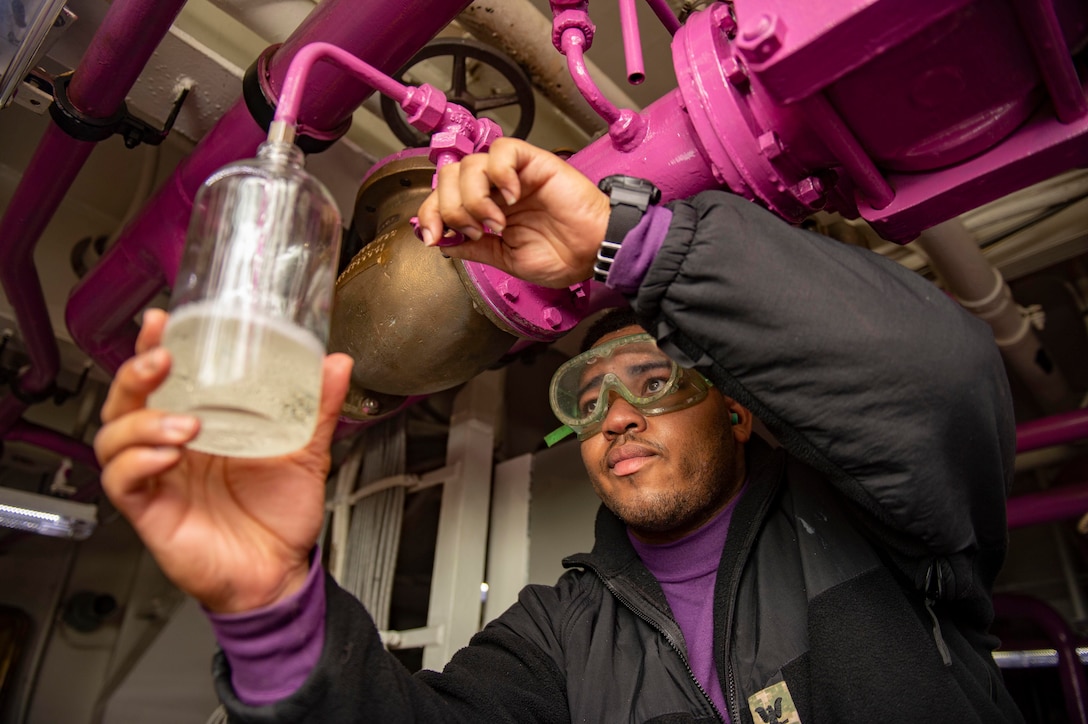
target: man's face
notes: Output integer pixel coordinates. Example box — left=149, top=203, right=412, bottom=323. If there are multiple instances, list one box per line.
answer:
left=578, top=325, right=751, bottom=544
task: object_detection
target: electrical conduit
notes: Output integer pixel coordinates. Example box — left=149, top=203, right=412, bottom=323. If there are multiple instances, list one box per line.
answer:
left=914, top=219, right=1075, bottom=413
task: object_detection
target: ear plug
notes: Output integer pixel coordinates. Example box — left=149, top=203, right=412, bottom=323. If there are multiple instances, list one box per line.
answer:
left=730, top=413, right=739, bottom=425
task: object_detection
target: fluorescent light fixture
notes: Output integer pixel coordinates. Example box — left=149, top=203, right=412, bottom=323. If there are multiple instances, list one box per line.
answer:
left=0, top=0, right=68, bottom=107
left=0, top=487, right=97, bottom=540
left=993, top=647, right=1088, bottom=669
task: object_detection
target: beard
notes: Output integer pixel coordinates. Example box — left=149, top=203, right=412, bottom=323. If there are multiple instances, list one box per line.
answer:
left=591, top=439, right=739, bottom=538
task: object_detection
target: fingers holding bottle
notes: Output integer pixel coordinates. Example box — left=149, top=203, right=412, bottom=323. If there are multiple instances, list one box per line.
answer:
left=99, top=309, right=174, bottom=426
left=289, top=352, right=353, bottom=478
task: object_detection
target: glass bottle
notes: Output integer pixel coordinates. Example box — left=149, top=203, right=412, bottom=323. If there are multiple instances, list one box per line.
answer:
left=149, top=141, right=342, bottom=458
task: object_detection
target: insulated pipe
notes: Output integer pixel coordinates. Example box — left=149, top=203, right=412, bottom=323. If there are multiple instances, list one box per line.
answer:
left=1015, top=445, right=1082, bottom=473
left=993, top=594, right=1088, bottom=724
left=961, top=170, right=1088, bottom=231
left=0, top=0, right=189, bottom=435
left=914, top=219, right=1075, bottom=413
left=458, top=0, right=641, bottom=137
left=66, top=0, right=475, bottom=374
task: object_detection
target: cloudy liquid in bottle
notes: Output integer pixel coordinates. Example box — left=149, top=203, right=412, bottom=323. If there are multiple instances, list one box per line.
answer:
left=149, top=301, right=325, bottom=458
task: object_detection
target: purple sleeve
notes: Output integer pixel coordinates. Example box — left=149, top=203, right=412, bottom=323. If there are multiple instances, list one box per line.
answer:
left=605, top=205, right=673, bottom=295
left=206, top=549, right=327, bottom=706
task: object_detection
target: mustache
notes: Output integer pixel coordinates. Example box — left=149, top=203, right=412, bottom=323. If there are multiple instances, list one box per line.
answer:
left=608, top=433, right=664, bottom=456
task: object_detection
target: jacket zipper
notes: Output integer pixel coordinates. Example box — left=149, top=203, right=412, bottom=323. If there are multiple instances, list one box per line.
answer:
left=582, top=563, right=725, bottom=723
left=721, top=474, right=781, bottom=724
left=923, top=560, right=953, bottom=666
left=722, top=547, right=745, bottom=724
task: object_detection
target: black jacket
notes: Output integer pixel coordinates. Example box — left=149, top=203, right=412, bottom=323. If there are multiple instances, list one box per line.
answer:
left=216, top=192, right=1024, bottom=723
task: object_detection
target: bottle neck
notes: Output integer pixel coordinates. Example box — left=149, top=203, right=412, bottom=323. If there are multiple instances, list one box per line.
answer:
left=256, top=140, right=305, bottom=169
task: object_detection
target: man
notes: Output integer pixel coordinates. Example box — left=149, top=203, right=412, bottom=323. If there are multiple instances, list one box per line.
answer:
left=96, top=138, right=1023, bottom=722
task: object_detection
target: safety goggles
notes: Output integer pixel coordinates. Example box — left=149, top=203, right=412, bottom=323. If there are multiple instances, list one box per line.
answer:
left=546, top=333, right=712, bottom=445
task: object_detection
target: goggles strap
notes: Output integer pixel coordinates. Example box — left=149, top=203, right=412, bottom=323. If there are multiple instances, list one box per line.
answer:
left=544, top=425, right=576, bottom=447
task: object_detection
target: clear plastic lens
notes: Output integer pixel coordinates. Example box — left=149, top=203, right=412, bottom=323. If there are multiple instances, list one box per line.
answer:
left=148, top=142, right=343, bottom=458
left=549, top=333, right=711, bottom=438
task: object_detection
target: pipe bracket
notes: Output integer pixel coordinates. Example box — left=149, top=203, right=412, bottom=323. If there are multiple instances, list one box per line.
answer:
left=49, top=72, right=189, bottom=149
left=243, top=49, right=351, bottom=154
left=49, top=73, right=127, bottom=143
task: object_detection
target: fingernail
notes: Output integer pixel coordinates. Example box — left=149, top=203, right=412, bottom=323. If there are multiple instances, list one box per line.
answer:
left=134, top=348, right=165, bottom=376
left=500, top=188, right=517, bottom=206
left=162, top=415, right=198, bottom=440
left=460, top=226, right=482, bottom=241
left=483, top=219, right=504, bottom=234
left=420, top=227, right=435, bottom=246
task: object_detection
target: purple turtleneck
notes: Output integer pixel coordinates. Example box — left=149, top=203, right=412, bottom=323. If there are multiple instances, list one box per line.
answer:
left=628, top=491, right=742, bottom=723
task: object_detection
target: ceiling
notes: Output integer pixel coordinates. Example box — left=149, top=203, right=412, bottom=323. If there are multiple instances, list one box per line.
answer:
left=1, top=0, right=1085, bottom=370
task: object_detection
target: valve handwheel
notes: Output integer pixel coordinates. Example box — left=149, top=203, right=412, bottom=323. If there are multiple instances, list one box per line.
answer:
left=381, top=38, right=536, bottom=146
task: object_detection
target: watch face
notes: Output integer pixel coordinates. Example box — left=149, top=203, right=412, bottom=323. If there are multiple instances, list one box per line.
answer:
left=598, top=175, right=662, bottom=204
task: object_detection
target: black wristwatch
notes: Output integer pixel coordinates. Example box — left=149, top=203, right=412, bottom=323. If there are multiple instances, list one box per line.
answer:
left=594, top=175, right=662, bottom=284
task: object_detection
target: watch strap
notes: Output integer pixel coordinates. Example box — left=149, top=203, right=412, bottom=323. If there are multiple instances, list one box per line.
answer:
left=594, top=200, right=647, bottom=283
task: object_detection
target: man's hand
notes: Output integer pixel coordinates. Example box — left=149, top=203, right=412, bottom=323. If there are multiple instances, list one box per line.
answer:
left=95, top=309, right=353, bottom=613
left=417, top=137, right=611, bottom=288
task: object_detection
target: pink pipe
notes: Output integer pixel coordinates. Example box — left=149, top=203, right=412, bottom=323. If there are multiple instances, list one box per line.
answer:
left=4, top=420, right=99, bottom=471
left=0, top=0, right=188, bottom=435
left=643, top=0, right=681, bottom=35
left=0, top=132, right=94, bottom=408
left=1017, top=408, right=1088, bottom=452
left=561, top=29, right=622, bottom=125
left=1006, top=482, right=1088, bottom=530
left=66, top=0, right=188, bottom=116
left=994, top=594, right=1088, bottom=724
left=266, top=0, right=472, bottom=132
left=618, top=0, right=646, bottom=85
left=66, top=0, right=474, bottom=374
left=275, top=42, right=410, bottom=128
left=1010, top=0, right=1088, bottom=123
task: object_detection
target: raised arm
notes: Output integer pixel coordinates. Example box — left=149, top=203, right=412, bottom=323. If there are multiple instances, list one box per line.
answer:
left=637, top=192, right=1015, bottom=575
left=421, top=138, right=1015, bottom=588
left=216, top=569, right=573, bottom=724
